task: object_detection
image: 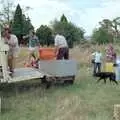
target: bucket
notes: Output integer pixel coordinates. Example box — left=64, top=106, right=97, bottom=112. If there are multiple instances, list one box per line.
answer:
left=104, top=62, right=114, bottom=72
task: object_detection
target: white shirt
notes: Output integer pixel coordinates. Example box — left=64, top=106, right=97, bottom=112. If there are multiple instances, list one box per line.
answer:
left=92, top=52, right=102, bottom=63
left=4, top=34, right=19, bottom=57
left=54, top=34, right=68, bottom=48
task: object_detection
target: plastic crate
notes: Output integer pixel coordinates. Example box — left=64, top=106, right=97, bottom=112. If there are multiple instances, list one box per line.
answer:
left=39, top=48, right=56, bottom=60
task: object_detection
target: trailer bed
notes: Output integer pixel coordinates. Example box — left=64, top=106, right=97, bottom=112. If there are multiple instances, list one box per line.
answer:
left=7, top=68, right=45, bottom=83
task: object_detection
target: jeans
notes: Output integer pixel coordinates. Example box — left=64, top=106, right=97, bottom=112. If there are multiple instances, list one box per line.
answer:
left=93, top=63, right=101, bottom=75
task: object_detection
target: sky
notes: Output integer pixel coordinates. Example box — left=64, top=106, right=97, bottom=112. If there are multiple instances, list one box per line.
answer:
left=15, top=0, right=120, bottom=36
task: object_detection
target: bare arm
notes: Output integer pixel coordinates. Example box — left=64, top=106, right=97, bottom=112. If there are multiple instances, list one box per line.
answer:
left=23, top=34, right=29, bottom=39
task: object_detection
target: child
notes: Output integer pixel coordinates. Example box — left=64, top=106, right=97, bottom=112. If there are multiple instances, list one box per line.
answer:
left=24, top=54, right=39, bottom=68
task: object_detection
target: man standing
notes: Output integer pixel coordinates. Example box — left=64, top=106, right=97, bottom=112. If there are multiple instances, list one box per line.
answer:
left=54, top=33, right=69, bottom=60
left=92, top=50, right=102, bottom=75
left=23, top=30, right=40, bottom=62
left=3, top=28, right=19, bottom=76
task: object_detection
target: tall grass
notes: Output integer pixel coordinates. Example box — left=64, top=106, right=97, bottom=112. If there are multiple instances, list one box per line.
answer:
left=1, top=44, right=120, bottom=120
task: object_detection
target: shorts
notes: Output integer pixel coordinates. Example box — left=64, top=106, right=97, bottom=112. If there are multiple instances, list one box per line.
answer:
left=29, top=47, right=36, bottom=52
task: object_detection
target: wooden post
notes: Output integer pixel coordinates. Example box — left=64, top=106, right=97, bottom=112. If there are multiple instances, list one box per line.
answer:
left=114, top=104, right=120, bottom=120
left=0, top=90, right=2, bottom=113
left=0, top=96, right=2, bottom=113
left=0, top=27, right=9, bottom=83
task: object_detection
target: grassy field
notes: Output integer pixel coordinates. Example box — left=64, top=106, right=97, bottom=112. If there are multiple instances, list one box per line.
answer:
left=1, top=44, right=120, bottom=120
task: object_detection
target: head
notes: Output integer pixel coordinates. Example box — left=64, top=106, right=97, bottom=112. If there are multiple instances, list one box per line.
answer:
left=4, top=28, right=11, bottom=39
left=108, top=43, right=113, bottom=50
left=95, top=49, right=100, bottom=53
left=98, top=50, right=100, bottom=53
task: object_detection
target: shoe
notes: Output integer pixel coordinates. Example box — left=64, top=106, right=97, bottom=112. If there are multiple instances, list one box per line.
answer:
left=9, top=70, right=14, bottom=78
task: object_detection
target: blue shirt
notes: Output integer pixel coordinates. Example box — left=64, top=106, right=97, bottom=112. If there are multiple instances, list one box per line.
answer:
left=29, top=35, right=39, bottom=48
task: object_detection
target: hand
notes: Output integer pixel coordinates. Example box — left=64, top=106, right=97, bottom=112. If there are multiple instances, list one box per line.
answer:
left=55, top=51, right=58, bottom=57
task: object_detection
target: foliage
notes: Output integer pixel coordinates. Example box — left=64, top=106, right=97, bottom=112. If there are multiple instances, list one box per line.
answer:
left=0, top=0, right=15, bottom=25
left=11, top=4, right=23, bottom=36
left=22, top=16, right=34, bottom=35
left=11, top=4, right=34, bottom=44
left=92, top=28, right=113, bottom=44
left=36, top=25, right=53, bottom=46
left=60, top=14, right=68, bottom=23
left=51, top=15, right=85, bottom=48
left=92, top=17, right=120, bottom=44
left=92, top=19, right=114, bottom=44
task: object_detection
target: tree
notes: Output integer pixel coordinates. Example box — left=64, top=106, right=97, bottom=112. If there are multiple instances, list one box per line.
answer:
left=36, top=25, right=53, bottom=46
left=11, top=4, right=34, bottom=44
left=11, top=4, right=23, bottom=36
left=22, top=16, right=34, bottom=35
left=51, top=17, right=85, bottom=48
left=92, top=27, right=113, bottom=44
left=60, top=14, right=68, bottom=23
left=112, top=17, right=120, bottom=42
left=92, top=19, right=114, bottom=44
left=11, top=4, right=24, bottom=44
left=0, top=0, right=15, bottom=25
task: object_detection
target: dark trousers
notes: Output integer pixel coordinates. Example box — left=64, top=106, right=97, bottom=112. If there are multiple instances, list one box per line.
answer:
left=57, top=47, right=69, bottom=60
left=93, top=63, right=101, bottom=75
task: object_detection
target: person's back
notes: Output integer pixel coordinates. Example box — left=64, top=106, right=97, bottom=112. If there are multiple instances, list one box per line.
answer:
left=55, top=34, right=68, bottom=48
left=54, top=34, right=69, bottom=60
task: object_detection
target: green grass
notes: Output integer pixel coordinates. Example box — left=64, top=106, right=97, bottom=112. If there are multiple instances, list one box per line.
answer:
left=1, top=67, right=120, bottom=120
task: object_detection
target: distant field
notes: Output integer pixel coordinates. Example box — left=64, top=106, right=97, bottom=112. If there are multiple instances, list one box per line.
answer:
left=1, top=44, right=120, bottom=120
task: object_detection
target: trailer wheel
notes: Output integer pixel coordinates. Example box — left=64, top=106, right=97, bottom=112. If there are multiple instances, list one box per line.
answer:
left=63, top=76, right=75, bottom=85
left=46, top=81, right=51, bottom=89
left=41, top=76, right=52, bottom=89
left=69, top=80, right=74, bottom=84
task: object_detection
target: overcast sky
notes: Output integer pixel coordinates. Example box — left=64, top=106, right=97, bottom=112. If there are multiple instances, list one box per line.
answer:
left=15, top=0, right=120, bottom=36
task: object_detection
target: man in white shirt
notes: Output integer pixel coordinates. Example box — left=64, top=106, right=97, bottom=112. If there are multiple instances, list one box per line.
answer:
left=54, top=34, right=69, bottom=60
left=92, top=50, right=102, bottom=75
left=3, top=28, right=19, bottom=76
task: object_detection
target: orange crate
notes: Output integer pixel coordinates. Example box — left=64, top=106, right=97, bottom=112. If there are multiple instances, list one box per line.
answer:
left=39, top=48, right=56, bottom=60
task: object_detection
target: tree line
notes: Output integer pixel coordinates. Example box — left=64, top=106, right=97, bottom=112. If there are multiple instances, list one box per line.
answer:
left=1, top=0, right=120, bottom=46
left=92, top=18, right=120, bottom=44
left=0, top=1, right=85, bottom=48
